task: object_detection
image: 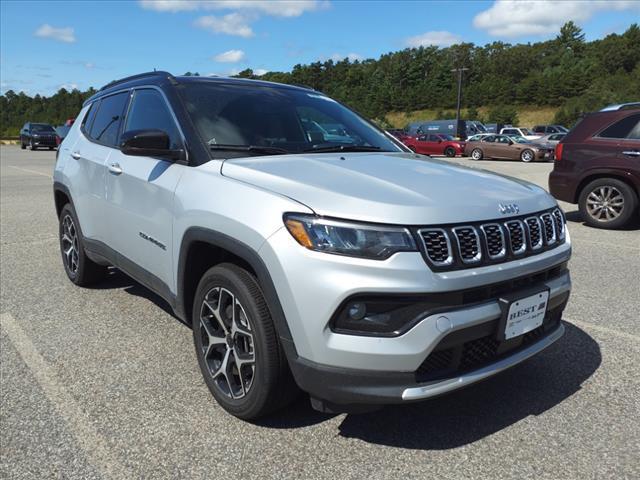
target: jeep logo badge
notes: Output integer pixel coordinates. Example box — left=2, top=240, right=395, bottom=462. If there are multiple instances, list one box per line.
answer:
left=499, top=203, right=519, bottom=215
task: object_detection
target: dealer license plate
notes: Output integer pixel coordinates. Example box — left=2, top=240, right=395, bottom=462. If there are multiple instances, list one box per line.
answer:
left=504, top=291, right=549, bottom=340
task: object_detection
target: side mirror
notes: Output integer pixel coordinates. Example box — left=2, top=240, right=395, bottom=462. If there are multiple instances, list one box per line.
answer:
left=121, top=129, right=184, bottom=161
left=307, top=131, right=325, bottom=143
left=437, top=139, right=442, bottom=143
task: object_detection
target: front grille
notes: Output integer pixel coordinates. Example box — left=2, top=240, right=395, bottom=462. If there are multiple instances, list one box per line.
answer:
left=452, top=227, right=481, bottom=263
left=541, top=213, right=556, bottom=244
left=416, top=208, right=566, bottom=271
left=419, top=229, right=452, bottom=266
left=416, top=306, right=563, bottom=381
left=481, top=224, right=506, bottom=259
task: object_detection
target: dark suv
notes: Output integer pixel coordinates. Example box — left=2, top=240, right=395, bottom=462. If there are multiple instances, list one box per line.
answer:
left=549, top=108, right=640, bottom=229
left=20, top=122, right=58, bottom=150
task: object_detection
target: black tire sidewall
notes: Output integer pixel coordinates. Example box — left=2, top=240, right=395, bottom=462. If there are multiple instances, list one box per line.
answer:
left=192, top=264, right=283, bottom=419
left=58, top=204, right=104, bottom=285
left=579, top=178, right=637, bottom=229
left=445, top=147, right=455, bottom=157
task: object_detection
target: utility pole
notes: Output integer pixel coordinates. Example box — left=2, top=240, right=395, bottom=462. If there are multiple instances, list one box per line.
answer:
left=451, top=67, right=469, bottom=139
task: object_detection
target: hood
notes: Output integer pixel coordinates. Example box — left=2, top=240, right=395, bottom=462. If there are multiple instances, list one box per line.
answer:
left=221, top=152, right=555, bottom=225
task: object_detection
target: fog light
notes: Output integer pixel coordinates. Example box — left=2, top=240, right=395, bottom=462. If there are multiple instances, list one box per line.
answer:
left=347, top=302, right=367, bottom=320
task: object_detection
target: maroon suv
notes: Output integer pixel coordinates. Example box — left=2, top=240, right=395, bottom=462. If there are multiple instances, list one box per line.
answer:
left=549, top=108, right=639, bottom=229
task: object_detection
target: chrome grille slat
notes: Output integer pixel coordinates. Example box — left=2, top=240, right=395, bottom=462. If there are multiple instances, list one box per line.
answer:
left=525, top=216, right=543, bottom=250
left=480, top=223, right=506, bottom=259
left=452, top=226, right=482, bottom=264
left=418, top=228, right=453, bottom=266
left=505, top=220, right=526, bottom=255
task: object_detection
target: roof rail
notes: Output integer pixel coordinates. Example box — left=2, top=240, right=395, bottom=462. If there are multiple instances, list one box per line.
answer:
left=99, top=71, right=174, bottom=91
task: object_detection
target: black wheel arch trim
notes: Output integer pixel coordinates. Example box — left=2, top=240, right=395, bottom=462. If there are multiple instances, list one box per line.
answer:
left=176, top=227, right=298, bottom=359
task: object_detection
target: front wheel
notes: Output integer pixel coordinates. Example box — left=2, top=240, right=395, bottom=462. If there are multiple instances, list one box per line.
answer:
left=444, top=147, right=456, bottom=157
left=29, top=140, right=36, bottom=151
left=578, top=178, right=637, bottom=229
left=20, top=142, right=26, bottom=150
left=193, top=264, right=298, bottom=420
left=59, top=204, right=108, bottom=285
left=520, top=149, right=534, bottom=162
left=471, top=148, right=483, bottom=160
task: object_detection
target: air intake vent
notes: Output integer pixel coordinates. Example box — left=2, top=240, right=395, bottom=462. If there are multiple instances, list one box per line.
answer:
left=481, top=224, right=506, bottom=259
left=540, top=213, right=556, bottom=244
left=452, top=227, right=481, bottom=263
left=505, top=220, right=526, bottom=254
left=419, top=229, right=452, bottom=266
left=552, top=208, right=565, bottom=240
left=525, top=217, right=543, bottom=250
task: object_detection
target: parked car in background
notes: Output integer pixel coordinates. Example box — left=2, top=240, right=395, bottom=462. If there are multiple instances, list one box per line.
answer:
left=387, top=128, right=410, bottom=141
left=549, top=108, right=639, bottom=229
left=20, top=122, right=58, bottom=150
left=402, top=133, right=465, bottom=157
left=538, top=133, right=566, bottom=146
left=484, top=123, right=505, bottom=134
left=532, top=125, right=568, bottom=135
left=465, top=134, right=554, bottom=162
left=407, top=119, right=486, bottom=139
left=466, top=133, right=493, bottom=142
left=500, top=127, right=541, bottom=140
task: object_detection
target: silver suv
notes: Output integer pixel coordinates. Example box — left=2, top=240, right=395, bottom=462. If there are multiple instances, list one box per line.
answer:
left=54, top=72, right=572, bottom=419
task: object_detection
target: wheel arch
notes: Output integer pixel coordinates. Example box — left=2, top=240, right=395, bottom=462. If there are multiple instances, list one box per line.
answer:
left=53, top=181, right=73, bottom=217
left=575, top=172, right=640, bottom=204
left=176, top=227, right=297, bottom=359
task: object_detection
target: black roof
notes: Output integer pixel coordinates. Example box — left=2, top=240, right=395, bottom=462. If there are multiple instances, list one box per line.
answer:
left=83, top=71, right=314, bottom=107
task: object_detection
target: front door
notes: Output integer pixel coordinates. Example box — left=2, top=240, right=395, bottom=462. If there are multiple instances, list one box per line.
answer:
left=104, top=88, right=186, bottom=291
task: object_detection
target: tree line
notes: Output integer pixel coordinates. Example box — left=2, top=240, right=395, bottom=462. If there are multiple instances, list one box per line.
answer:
left=1, top=22, right=638, bottom=137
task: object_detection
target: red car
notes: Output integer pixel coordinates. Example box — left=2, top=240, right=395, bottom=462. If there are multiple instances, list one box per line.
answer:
left=403, top=133, right=465, bottom=157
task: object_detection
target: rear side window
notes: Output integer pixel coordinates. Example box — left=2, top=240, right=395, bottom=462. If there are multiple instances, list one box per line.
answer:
left=598, top=113, right=640, bottom=140
left=123, top=89, right=182, bottom=149
left=87, top=92, right=129, bottom=147
left=502, top=129, right=517, bottom=135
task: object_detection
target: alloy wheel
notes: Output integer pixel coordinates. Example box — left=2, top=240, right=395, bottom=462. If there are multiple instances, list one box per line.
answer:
left=61, top=214, right=79, bottom=275
left=521, top=150, right=533, bottom=162
left=586, top=185, right=625, bottom=221
left=199, top=287, right=255, bottom=399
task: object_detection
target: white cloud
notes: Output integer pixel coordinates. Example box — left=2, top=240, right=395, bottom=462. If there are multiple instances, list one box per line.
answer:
left=327, top=52, right=363, bottom=62
left=254, top=68, right=268, bottom=76
left=194, top=13, right=254, bottom=37
left=473, top=0, right=640, bottom=38
left=213, top=49, right=245, bottom=63
left=34, top=24, right=76, bottom=43
left=405, top=31, right=462, bottom=48
left=140, top=0, right=329, bottom=17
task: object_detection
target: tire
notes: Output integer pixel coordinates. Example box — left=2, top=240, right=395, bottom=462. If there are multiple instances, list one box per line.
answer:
left=471, top=148, right=483, bottom=160
left=578, top=178, right=638, bottom=229
left=193, top=263, right=298, bottom=420
left=59, top=204, right=108, bottom=286
left=29, top=140, right=36, bottom=151
left=520, top=149, right=534, bottom=162
left=444, top=147, right=456, bottom=157
left=20, top=142, right=26, bottom=150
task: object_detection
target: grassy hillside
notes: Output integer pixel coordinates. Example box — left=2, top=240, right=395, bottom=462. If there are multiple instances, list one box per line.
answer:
left=385, top=105, right=559, bottom=129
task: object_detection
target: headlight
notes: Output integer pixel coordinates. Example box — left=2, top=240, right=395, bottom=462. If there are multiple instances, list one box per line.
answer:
left=284, top=213, right=417, bottom=260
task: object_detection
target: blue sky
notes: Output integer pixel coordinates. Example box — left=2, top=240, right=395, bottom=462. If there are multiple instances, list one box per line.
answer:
left=1, top=0, right=639, bottom=96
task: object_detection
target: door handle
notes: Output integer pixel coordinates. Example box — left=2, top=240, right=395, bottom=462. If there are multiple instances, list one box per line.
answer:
left=71, top=151, right=82, bottom=160
left=108, top=162, right=123, bottom=175
left=622, top=150, right=640, bottom=157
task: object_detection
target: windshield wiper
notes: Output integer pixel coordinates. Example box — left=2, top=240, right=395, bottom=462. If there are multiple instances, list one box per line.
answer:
left=209, top=144, right=290, bottom=156
left=302, top=145, right=383, bottom=153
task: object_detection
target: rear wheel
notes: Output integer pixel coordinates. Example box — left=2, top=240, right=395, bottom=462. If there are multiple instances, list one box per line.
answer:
left=520, top=149, right=534, bottom=162
left=20, top=142, right=26, bottom=150
left=59, top=204, right=108, bottom=285
left=579, top=178, right=637, bottom=229
left=444, top=146, right=456, bottom=157
left=471, top=148, right=483, bottom=160
left=193, top=263, right=298, bottom=419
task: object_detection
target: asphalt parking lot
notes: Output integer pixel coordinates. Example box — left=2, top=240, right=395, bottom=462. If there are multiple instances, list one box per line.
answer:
left=1, top=145, right=639, bottom=479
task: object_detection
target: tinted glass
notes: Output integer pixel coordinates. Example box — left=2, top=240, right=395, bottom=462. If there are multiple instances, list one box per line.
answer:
left=88, top=92, right=129, bottom=146
left=533, top=126, right=544, bottom=133
left=483, top=135, right=496, bottom=142
left=178, top=82, right=401, bottom=157
left=124, top=89, right=182, bottom=149
left=82, top=102, right=98, bottom=134
left=503, top=129, right=517, bottom=135
left=598, top=114, right=640, bottom=139
left=31, top=124, right=55, bottom=133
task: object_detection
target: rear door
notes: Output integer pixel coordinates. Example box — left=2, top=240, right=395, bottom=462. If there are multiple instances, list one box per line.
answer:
left=68, top=92, right=129, bottom=242
left=590, top=112, right=640, bottom=176
left=104, top=88, right=186, bottom=290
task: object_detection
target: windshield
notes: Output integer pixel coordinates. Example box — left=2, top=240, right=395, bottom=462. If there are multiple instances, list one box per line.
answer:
left=177, top=82, right=402, bottom=157
left=474, top=122, right=487, bottom=133
left=519, top=128, right=533, bottom=135
left=556, top=126, right=569, bottom=133
left=32, top=124, right=55, bottom=133
left=510, top=136, right=530, bottom=143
